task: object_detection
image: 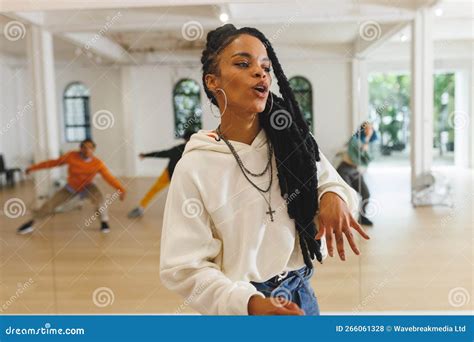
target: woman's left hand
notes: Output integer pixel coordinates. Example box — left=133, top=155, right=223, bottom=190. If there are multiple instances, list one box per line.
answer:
left=315, top=192, right=370, bottom=261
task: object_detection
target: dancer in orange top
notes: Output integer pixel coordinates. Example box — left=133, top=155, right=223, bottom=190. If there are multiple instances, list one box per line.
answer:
left=17, top=138, right=126, bottom=234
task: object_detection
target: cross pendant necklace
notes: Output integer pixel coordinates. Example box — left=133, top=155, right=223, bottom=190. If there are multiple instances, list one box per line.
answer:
left=215, top=125, right=275, bottom=222
left=261, top=184, right=274, bottom=222
left=266, top=207, right=275, bottom=222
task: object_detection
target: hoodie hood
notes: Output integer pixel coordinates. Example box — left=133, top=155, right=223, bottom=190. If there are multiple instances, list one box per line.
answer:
left=183, top=129, right=268, bottom=156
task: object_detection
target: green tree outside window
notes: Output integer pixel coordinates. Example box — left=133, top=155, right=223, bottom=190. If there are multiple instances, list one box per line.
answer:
left=173, top=79, right=202, bottom=138
left=369, top=73, right=455, bottom=156
left=289, top=76, right=313, bottom=129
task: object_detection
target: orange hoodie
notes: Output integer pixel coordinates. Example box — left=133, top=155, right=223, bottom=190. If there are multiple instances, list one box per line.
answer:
left=29, top=151, right=125, bottom=194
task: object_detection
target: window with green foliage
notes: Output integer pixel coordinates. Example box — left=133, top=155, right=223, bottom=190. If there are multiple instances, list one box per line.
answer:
left=289, top=76, right=313, bottom=128
left=433, top=73, right=455, bottom=156
left=368, top=74, right=410, bottom=155
left=369, top=73, right=456, bottom=159
left=173, top=79, right=202, bottom=138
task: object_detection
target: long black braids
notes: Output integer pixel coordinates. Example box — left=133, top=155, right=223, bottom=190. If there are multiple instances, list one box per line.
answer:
left=201, top=24, right=323, bottom=268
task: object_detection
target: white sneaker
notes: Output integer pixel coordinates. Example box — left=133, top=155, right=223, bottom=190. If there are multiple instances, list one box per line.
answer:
left=17, top=221, right=35, bottom=235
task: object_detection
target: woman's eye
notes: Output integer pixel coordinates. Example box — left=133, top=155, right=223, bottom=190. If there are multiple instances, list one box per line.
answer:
left=235, top=61, right=271, bottom=72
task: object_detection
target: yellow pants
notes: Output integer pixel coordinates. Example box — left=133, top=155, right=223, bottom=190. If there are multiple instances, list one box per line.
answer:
left=139, top=169, right=170, bottom=208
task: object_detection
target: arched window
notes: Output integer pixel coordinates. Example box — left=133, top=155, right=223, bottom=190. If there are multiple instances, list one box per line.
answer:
left=289, top=76, right=313, bottom=128
left=63, top=82, right=91, bottom=142
left=173, top=79, right=202, bottom=138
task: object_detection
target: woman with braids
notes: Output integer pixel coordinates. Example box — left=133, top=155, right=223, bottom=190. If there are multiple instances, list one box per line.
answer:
left=160, top=24, right=370, bottom=315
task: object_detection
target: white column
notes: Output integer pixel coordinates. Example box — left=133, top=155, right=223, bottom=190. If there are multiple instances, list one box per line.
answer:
left=27, top=26, right=60, bottom=200
left=410, top=7, right=434, bottom=202
left=352, top=57, right=369, bottom=133
left=454, top=70, right=471, bottom=168
left=120, top=66, right=137, bottom=177
left=470, top=65, right=474, bottom=169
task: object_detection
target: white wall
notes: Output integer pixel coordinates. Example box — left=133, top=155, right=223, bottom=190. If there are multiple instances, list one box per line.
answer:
left=0, top=54, right=34, bottom=170
left=120, top=62, right=216, bottom=177
left=273, top=44, right=355, bottom=159
left=284, top=59, right=353, bottom=159
left=470, top=48, right=474, bottom=169
left=55, top=64, right=125, bottom=175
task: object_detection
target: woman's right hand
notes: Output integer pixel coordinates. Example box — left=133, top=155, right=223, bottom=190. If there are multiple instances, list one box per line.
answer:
left=248, top=295, right=304, bottom=315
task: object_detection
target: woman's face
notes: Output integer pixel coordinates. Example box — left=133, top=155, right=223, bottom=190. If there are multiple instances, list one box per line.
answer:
left=206, top=34, right=272, bottom=116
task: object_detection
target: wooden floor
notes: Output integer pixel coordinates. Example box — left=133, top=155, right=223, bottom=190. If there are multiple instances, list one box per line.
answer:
left=0, top=165, right=472, bottom=314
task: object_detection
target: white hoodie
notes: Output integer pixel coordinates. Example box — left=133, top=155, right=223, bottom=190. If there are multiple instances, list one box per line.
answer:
left=160, top=129, right=359, bottom=315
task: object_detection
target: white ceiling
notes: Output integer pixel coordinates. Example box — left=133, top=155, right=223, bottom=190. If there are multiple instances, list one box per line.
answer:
left=0, top=0, right=472, bottom=64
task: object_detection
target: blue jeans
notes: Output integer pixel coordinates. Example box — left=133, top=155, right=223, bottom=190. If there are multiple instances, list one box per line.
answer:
left=250, top=266, right=320, bottom=315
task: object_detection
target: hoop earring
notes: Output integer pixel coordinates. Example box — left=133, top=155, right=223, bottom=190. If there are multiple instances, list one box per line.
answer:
left=209, top=88, right=227, bottom=118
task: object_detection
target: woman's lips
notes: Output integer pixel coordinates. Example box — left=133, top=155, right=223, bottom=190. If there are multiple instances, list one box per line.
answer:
left=252, top=88, right=268, bottom=99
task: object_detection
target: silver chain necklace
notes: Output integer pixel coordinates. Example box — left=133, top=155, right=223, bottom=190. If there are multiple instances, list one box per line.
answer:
left=216, top=126, right=273, bottom=177
left=215, top=126, right=276, bottom=222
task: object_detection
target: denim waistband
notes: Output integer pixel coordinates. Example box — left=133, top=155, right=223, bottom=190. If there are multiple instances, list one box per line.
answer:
left=258, top=266, right=313, bottom=287
left=250, top=266, right=319, bottom=315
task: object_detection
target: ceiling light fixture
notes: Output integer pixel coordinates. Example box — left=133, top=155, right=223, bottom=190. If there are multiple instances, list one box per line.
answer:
left=219, top=12, right=229, bottom=23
